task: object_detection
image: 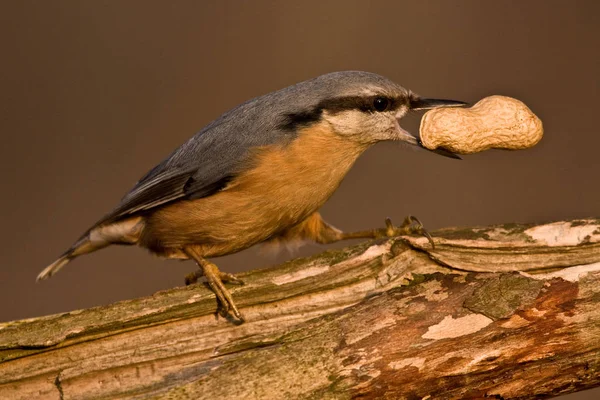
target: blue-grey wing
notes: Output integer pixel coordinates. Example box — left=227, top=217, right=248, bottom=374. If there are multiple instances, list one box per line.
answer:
left=92, top=95, right=297, bottom=227
left=89, top=71, right=347, bottom=227
left=94, top=162, right=233, bottom=227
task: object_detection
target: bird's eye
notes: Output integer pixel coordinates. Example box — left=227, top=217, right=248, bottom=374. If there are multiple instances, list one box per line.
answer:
left=373, top=97, right=390, bottom=112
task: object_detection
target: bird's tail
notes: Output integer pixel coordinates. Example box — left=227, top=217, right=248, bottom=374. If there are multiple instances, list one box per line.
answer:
left=37, top=253, right=73, bottom=281
left=37, top=216, right=144, bottom=281
left=36, top=234, right=110, bottom=281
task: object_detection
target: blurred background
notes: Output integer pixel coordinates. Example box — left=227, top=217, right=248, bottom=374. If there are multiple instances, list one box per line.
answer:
left=0, top=2, right=598, bottom=396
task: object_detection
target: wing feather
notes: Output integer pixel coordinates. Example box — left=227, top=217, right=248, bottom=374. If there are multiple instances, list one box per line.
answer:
left=90, top=74, right=324, bottom=227
left=95, top=168, right=196, bottom=225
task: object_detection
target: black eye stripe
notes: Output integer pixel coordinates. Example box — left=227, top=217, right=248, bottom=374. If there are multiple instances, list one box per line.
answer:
left=279, top=95, right=406, bottom=131
left=280, top=109, right=323, bottom=131
left=317, top=95, right=403, bottom=114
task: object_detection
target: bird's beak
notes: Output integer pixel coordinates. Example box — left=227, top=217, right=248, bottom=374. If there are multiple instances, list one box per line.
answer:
left=410, top=97, right=468, bottom=110
left=397, top=97, right=468, bottom=159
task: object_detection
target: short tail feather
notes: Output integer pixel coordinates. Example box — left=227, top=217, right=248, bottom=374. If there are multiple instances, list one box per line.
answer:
left=37, top=233, right=108, bottom=282
left=37, top=217, right=144, bottom=282
left=37, top=253, right=72, bottom=281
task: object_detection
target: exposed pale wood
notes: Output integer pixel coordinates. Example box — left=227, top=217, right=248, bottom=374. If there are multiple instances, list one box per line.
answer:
left=1, top=219, right=599, bottom=399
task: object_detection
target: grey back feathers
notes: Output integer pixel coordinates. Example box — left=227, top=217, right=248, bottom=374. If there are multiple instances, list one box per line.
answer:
left=95, top=71, right=408, bottom=226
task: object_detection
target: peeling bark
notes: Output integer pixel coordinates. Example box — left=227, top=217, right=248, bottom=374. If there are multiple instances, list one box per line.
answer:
left=1, top=219, right=600, bottom=399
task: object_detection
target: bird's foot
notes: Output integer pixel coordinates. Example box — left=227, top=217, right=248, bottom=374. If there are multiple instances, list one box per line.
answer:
left=185, top=262, right=245, bottom=322
left=377, top=216, right=435, bottom=248
left=185, top=269, right=245, bottom=286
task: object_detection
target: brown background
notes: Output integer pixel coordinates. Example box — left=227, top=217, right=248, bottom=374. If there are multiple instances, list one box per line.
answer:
left=0, top=1, right=598, bottom=397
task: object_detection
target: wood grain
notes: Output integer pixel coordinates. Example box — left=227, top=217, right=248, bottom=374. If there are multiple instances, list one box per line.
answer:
left=1, top=219, right=599, bottom=399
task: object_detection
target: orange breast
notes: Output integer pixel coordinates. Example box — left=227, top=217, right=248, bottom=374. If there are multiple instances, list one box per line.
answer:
left=141, top=123, right=368, bottom=257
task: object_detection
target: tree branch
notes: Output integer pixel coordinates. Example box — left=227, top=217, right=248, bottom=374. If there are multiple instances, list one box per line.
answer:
left=1, top=219, right=600, bottom=399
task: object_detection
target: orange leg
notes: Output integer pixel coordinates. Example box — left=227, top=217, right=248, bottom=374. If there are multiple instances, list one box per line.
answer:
left=278, top=213, right=434, bottom=247
left=183, top=247, right=245, bottom=321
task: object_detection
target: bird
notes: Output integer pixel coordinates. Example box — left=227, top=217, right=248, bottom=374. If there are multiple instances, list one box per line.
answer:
left=37, top=71, right=466, bottom=322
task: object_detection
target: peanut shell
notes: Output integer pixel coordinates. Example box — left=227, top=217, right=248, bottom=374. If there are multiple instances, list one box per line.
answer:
left=419, top=95, right=543, bottom=154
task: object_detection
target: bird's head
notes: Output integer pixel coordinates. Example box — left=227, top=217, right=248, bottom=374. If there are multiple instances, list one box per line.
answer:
left=277, top=71, right=466, bottom=157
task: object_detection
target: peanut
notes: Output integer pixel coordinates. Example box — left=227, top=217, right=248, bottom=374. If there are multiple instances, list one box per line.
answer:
left=419, top=95, right=543, bottom=154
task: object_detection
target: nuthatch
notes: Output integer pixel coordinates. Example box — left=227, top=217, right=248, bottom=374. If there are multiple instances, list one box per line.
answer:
left=38, top=71, right=465, bottom=321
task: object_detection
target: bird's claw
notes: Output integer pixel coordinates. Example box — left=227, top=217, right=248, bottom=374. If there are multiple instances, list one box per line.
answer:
left=382, top=215, right=435, bottom=248
left=184, top=264, right=245, bottom=322
left=185, top=270, right=245, bottom=286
